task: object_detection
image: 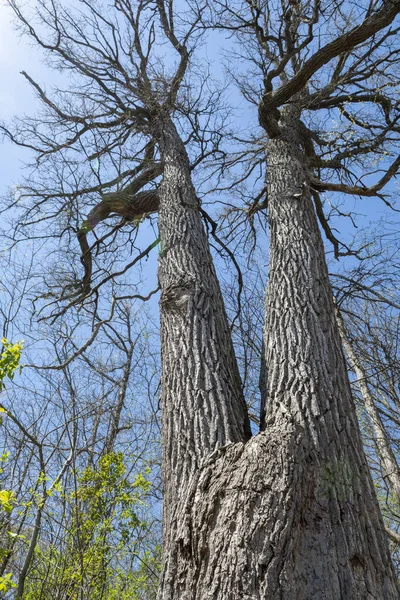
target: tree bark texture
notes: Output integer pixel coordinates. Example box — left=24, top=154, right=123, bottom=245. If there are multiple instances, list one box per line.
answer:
left=156, top=120, right=399, bottom=599
left=258, top=132, right=399, bottom=597
left=156, top=118, right=251, bottom=530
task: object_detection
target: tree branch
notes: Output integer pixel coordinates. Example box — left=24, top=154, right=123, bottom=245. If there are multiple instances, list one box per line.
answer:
left=259, top=0, right=400, bottom=135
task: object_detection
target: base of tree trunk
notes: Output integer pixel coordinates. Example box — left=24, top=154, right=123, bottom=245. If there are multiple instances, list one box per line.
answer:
left=159, top=426, right=399, bottom=600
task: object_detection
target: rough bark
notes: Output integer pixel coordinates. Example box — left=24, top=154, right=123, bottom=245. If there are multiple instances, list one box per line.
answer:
left=258, top=128, right=399, bottom=597
left=156, top=425, right=398, bottom=600
left=157, top=119, right=399, bottom=599
left=155, top=118, right=251, bottom=534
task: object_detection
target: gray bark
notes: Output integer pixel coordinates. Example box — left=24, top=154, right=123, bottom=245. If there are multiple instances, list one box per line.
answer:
left=258, top=129, right=399, bottom=597
left=156, top=118, right=399, bottom=599
left=156, top=118, right=251, bottom=531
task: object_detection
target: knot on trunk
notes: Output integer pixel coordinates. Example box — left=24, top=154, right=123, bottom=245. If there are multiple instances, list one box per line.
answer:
left=160, top=274, right=197, bottom=311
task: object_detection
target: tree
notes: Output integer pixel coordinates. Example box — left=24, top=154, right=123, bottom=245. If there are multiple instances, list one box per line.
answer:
left=0, top=338, right=23, bottom=596
left=0, top=249, right=162, bottom=598
left=331, top=232, right=400, bottom=555
left=22, top=452, right=159, bottom=600
left=157, top=0, right=400, bottom=596
left=2, top=0, right=400, bottom=598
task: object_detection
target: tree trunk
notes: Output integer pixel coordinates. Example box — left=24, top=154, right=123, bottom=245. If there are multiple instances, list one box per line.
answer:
left=258, top=130, right=399, bottom=597
left=156, top=118, right=251, bottom=549
left=156, top=119, right=399, bottom=599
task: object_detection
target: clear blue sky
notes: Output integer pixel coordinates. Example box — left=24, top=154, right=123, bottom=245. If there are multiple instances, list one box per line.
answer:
left=0, top=3, right=39, bottom=195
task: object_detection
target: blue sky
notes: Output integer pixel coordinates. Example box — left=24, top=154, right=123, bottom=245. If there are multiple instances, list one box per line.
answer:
left=0, top=0, right=398, bottom=439
left=0, top=3, right=41, bottom=197
left=0, top=0, right=398, bottom=260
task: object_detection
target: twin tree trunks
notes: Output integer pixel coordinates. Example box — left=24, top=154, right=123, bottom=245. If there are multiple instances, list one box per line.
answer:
left=156, top=118, right=399, bottom=599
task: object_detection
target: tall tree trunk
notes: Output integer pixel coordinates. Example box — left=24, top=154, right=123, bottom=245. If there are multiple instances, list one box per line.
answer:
left=258, top=128, right=399, bottom=597
left=156, top=118, right=251, bottom=586
left=156, top=116, right=399, bottom=598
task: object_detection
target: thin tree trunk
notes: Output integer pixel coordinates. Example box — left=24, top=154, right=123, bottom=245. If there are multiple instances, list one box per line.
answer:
left=104, top=343, right=134, bottom=456
left=16, top=507, right=42, bottom=599
left=337, top=309, right=400, bottom=504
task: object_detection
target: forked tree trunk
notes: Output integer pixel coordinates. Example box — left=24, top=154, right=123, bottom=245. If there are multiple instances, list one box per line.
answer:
left=157, top=120, right=399, bottom=599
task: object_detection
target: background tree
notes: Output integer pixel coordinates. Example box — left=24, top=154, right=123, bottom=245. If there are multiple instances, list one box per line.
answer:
left=331, top=229, right=400, bottom=564
left=0, top=338, right=23, bottom=595
left=0, top=249, right=161, bottom=599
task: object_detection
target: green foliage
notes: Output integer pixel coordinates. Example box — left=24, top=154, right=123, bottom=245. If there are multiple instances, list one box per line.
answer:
left=0, top=572, right=16, bottom=593
left=23, top=453, right=160, bottom=600
left=0, top=338, right=23, bottom=594
left=0, top=341, right=160, bottom=598
left=0, top=489, right=15, bottom=514
left=0, top=338, right=23, bottom=393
